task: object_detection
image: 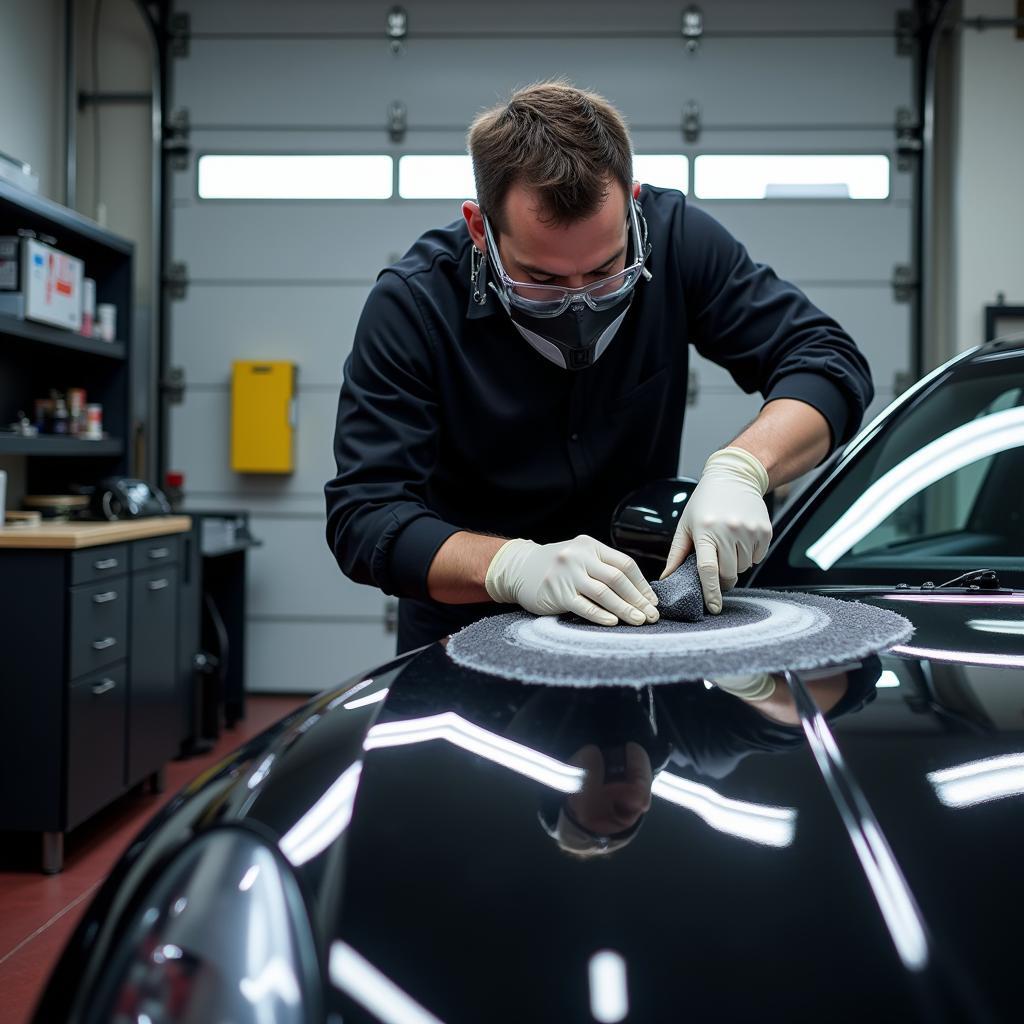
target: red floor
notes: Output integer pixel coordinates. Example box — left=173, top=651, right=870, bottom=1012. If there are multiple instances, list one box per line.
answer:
left=0, top=695, right=306, bottom=1024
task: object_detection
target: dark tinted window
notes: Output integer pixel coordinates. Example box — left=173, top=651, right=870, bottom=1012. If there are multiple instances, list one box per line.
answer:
left=787, top=355, right=1024, bottom=574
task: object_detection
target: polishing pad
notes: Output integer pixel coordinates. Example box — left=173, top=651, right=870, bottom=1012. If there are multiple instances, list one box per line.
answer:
left=650, top=555, right=705, bottom=622
left=446, top=590, right=913, bottom=687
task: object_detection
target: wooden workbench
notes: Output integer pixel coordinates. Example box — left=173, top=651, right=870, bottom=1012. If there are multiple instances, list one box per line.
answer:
left=0, top=515, right=192, bottom=549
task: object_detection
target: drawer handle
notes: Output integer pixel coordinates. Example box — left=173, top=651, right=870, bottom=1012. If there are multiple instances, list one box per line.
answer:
left=92, top=637, right=117, bottom=651
left=148, top=578, right=169, bottom=591
left=92, top=590, right=118, bottom=604
left=94, top=558, right=119, bottom=571
left=148, top=547, right=170, bottom=559
left=92, top=679, right=116, bottom=696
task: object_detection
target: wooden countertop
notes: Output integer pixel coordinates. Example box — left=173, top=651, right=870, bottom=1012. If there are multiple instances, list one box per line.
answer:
left=0, top=515, right=192, bottom=549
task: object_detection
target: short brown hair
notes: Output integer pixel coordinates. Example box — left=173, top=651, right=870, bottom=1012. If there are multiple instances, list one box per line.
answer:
left=467, top=80, right=633, bottom=232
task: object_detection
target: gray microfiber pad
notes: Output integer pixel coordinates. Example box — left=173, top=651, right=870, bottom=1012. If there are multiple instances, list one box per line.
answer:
left=446, top=589, right=914, bottom=687
left=649, top=554, right=705, bottom=622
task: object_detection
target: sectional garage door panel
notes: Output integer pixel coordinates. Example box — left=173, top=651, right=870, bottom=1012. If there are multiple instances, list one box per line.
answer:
left=186, top=0, right=903, bottom=36
left=178, top=38, right=908, bottom=131
left=172, top=284, right=369, bottom=386
left=170, top=0, right=915, bottom=692
left=170, top=389, right=339, bottom=506
left=175, top=198, right=908, bottom=285
left=248, top=516, right=388, bottom=620
left=246, top=621, right=394, bottom=694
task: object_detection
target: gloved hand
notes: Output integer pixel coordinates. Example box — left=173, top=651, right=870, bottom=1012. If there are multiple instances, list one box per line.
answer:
left=660, top=447, right=772, bottom=613
left=485, top=535, right=660, bottom=627
left=709, top=672, right=778, bottom=701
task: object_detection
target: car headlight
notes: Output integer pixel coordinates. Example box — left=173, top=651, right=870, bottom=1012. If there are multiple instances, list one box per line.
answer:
left=81, top=828, right=321, bottom=1024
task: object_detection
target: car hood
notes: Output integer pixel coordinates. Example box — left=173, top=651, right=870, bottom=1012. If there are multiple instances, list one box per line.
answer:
left=42, top=590, right=1024, bottom=1023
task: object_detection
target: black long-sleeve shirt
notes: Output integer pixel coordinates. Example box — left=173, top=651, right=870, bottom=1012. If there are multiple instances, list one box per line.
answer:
left=325, top=186, right=874, bottom=651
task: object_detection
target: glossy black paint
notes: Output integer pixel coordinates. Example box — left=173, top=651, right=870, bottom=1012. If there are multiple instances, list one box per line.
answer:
left=36, top=339, right=1024, bottom=1022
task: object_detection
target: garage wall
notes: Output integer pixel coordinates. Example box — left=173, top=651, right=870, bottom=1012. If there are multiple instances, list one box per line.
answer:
left=168, top=0, right=915, bottom=693
left=0, top=0, right=65, bottom=204
left=955, top=0, right=1024, bottom=348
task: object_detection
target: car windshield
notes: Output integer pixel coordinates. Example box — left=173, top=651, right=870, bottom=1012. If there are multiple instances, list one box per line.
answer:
left=782, top=347, right=1024, bottom=582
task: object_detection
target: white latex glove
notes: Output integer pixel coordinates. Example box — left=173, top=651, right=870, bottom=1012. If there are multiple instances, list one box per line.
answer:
left=485, top=535, right=660, bottom=627
left=710, top=673, right=778, bottom=701
left=660, top=447, right=772, bottom=613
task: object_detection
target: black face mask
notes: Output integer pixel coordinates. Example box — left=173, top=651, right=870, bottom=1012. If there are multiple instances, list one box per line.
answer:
left=490, top=282, right=635, bottom=371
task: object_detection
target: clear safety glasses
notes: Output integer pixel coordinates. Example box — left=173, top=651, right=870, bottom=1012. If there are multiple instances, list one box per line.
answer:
left=483, top=199, right=651, bottom=317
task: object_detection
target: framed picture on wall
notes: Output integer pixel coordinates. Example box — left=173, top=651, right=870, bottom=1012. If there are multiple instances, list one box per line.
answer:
left=985, top=304, right=1024, bottom=342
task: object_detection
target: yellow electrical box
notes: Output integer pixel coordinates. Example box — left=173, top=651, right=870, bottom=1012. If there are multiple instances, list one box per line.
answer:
left=231, top=360, right=296, bottom=474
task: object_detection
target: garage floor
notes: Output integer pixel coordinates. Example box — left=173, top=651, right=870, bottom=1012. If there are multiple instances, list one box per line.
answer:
left=0, top=695, right=306, bottom=1024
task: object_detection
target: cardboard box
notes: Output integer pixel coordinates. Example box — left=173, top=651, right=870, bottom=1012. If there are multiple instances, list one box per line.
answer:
left=22, top=238, right=83, bottom=331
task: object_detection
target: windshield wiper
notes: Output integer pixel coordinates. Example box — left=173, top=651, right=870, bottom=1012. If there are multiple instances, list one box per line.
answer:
left=892, top=568, right=1003, bottom=592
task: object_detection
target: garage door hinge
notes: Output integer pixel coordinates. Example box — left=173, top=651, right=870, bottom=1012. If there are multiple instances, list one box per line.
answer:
left=387, top=6, right=408, bottom=55
left=686, top=369, right=699, bottom=406
left=164, top=261, right=188, bottom=301
left=162, top=367, right=186, bottom=405
left=681, top=6, right=703, bottom=52
left=895, top=8, right=918, bottom=56
left=388, top=101, right=407, bottom=143
left=164, top=107, right=191, bottom=172
left=682, top=101, right=701, bottom=144
left=891, top=264, right=918, bottom=303
left=895, top=107, right=922, bottom=171
left=169, top=11, right=190, bottom=59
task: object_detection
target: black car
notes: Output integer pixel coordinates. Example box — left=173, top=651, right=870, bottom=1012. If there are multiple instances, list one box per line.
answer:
left=37, top=337, right=1024, bottom=1023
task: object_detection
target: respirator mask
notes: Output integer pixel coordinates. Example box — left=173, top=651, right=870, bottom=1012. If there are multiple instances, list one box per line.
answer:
left=471, top=197, right=652, bottom=370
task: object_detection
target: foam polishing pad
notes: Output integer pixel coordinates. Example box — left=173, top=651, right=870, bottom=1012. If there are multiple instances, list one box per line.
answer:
left=446, top=590, right=913, bottom=687
left=650, top=555, right=705, bottom=622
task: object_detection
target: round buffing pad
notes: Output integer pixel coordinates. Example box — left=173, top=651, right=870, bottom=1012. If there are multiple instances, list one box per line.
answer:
left=446, top=590, right=914, bottom=687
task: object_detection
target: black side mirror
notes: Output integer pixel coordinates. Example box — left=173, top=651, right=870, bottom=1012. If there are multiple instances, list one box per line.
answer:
left=610, top=478, right=699, bottom=572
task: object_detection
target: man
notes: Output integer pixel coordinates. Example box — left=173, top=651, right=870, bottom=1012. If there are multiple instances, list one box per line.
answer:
left=325, top=81, right=873, bottom=654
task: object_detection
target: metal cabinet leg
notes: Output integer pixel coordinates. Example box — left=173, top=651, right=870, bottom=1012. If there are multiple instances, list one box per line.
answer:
left=149, top=768, right=166, bottom=794
left=42, top=832, right=64, bottom=874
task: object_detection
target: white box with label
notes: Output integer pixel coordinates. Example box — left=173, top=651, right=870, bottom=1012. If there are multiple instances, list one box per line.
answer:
left=22, top=238, right=83, bottom=331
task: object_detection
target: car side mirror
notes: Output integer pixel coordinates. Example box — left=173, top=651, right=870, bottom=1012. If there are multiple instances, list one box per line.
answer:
left=610, top=478, right=699, bottom=570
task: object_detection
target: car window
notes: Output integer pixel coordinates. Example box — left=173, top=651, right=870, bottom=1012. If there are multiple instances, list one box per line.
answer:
left=786, top=362, right=1024, bottom=574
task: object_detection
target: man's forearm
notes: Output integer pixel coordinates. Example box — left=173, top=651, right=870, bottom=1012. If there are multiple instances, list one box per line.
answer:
left=427, top=531, right=507, bottom=604
left=729, top=398, right=831, bottom=489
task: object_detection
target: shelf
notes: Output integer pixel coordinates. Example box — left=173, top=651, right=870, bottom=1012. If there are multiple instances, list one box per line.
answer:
left=0, top=435, right=124, bottom=457
left=0, top=313, right=126, bottom=360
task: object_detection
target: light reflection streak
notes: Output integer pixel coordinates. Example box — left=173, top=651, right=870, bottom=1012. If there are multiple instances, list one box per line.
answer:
left=344, top=688, right=390, bottom=710
left=363, top=713, right=585, bottom=794
left=890, top=644, right=1024, bottom=669
left=589, top=950, right=629, bottom=1023
left=330, top=941, right=445, bottom=1024
left=806, top=406, right=1024, bottom=569
left=650, top=772, right=796, bottom=848
left=279, top=762, right=363, bottom=866
left=967, top=618, right=1024, bottom=637
left=927, top=753, right=1024, bottom=808
left=327, top=678, right=375, bottom=710
left=883, top=594, right=1024, bottom=606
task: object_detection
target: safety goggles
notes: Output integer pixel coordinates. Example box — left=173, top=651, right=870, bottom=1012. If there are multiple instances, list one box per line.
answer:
left=482, top=198, right=651, bottom=318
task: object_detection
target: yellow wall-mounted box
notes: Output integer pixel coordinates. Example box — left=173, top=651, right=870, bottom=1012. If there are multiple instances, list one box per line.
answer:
left=231, top=360, right=296, bottom=474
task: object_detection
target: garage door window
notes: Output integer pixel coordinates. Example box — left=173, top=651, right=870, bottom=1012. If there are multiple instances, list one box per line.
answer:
left=694, top=155, right=890, bottom=200
left=397, top=154, right=689, bottom=199
left=197, top=155, right=394, bottom=199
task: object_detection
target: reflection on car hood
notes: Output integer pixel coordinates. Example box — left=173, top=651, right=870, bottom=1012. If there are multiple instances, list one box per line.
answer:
left=43, top=592, right=1024, bottom=1023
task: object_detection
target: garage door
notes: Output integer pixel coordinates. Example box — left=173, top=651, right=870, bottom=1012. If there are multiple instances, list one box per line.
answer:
left=168, top=0, right=915, bottom=692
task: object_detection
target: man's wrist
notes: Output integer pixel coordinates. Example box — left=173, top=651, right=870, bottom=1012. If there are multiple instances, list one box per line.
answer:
left=703, top=447, right=770, bottom=495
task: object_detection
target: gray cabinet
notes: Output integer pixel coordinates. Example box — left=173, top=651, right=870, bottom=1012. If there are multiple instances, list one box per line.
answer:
left=0, top=524, right=193, bottom=872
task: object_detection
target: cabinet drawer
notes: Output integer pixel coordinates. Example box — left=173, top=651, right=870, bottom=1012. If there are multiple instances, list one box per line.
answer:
left=131, top=535, right=180, bottom=571
left=69, top=579, right=128, bottom=680
left=67, top=663, right=127, bottom=829
left=128, top=566, right=181, bottom=781
left=70, top=544, right=128, bottom=585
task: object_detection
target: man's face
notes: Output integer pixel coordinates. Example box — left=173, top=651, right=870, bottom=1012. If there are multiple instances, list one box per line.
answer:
left=465, top=180, right=637, bottom=292
left=567, top=741, right=653, bottom=835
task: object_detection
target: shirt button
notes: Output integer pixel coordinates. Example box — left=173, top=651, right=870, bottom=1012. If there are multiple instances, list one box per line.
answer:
left=570, top=433, right=580, bottom=442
